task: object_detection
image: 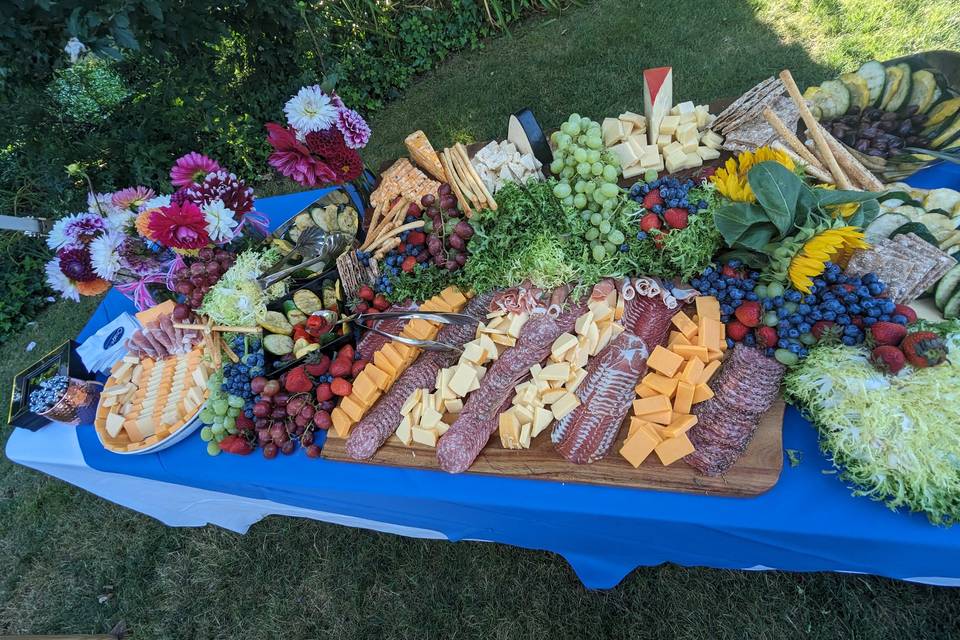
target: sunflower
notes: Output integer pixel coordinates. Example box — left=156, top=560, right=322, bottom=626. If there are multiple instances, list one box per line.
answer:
left=815, top=184, right=859, bottom=218
left=710, top=146, right=796, bottom=203
left=787, top=226, right=869, bottom=292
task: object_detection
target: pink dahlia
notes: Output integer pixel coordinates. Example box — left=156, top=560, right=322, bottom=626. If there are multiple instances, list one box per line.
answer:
left=335, top=107, right=371, bottom=149
left=265, top=123, right=337, bottom=186
left=329, top=92, right=345, bottom=110
left=57, top=246, right=97, bottom=282
left=112, top=186, right=156, bottom=211
left=186, top=170, right=254, bottom=216
left=170, top=152, right=221, bottom=188
left=148, top=201, right=211, bottom=250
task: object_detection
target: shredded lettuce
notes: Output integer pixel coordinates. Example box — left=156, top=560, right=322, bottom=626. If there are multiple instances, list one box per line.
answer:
left=198, top=248, right=285, bottom=327
left=784, top=341, right=960, bottom=526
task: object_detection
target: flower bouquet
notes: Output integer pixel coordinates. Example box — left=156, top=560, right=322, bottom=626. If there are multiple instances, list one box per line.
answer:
left=264, top=85, right=371, bottom=187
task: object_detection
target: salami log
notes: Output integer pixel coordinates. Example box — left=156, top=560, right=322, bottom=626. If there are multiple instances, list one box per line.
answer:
left=345, top=292, right=494, bottom=459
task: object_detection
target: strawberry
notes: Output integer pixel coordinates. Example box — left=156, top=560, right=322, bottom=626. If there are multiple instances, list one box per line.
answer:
left=870, top=345, right=906, bottom=375
left=355, top=301, right=370, bottom=313
left=721, top=264, right=742, bottom=279
left=313, top=409, right=332, bottom=430
left=406, top=202, right=422, bottom=218
left=811, top=320, right=837, bottom=340
left=642, top=188, right=664, bottom=210
left=640, top=213, right=662, bottom=232
left=401, top=255, right=417, bottom=273
left=351, top=358, right=369, bottom=377
left=329, top=356, right=352, bottom=378
left=338, top=344, right=355, bottom=361
left=734, top=301, right=762, bottom=328
left=331, top=377, right=353, bottom=397
left=284, top=366, right=313, bottom=393
left=315, top=383, right=333, bottom=403
left=663, top=208, right=688, bottom=230
left=407, top=230, right=426, bottom=246
left=235, top=413, right=255, bottom=431
left=869, top=321, right=907, bottom=347
left=900, top=331, right=947, bottom=368
left=757, top=326, right=778, bottom=349
left=305, top=354, right=331, bottom=377
left=373, top=294, right=390, bottom=311
left=357, top=285, right=375, bottom=302
left=395, top=242, right=406, bottom=254
left=725, top=320, right=749, bottom=342
left=218, top=435, right=253, bottom=455
left=894, top=304, right=917, bottom=324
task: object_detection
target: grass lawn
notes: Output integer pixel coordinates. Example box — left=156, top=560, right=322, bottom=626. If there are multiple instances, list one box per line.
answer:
left=3, top=0, right=960, bottom=637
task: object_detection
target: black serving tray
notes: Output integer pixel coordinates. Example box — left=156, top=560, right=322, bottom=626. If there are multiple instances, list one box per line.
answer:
left=7, top=340, right=91, bottom=430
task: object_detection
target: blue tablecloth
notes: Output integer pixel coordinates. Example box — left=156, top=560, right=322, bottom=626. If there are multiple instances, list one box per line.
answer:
left=72, top=170, right=960, bottom=589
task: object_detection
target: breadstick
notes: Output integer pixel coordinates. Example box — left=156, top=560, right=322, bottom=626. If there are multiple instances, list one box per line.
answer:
left=813, top=123, right=885, bottom=191
left=373, top=237, right=401, bottom=260
left=366, top=220, right=426, bottom=252
left=444, top=149, right=478, bottom=203
left=449, top=147, right=485, bottom=209
left=454, top=143, right=498, bottom=211
left=779, top=69, right=852, bottom=189
left=440, top=149, right=472, bottom=215
left=771, top=142, right=834, bottom=184
left=762, top=107, right=827, bottom=172
left=363, top=197, right=408, bottom=249
left=364, top=204, right=383, bottom=240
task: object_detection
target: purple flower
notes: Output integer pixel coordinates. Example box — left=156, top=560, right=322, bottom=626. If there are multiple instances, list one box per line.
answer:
left=335, top=107, right=371, bottom=149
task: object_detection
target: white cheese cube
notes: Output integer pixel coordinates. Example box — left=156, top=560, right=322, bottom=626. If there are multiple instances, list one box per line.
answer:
left=551, top=392, right=581, bottom=421
left=411, top=427, right=437, bottom=447
left=396, top=416, right=413, bottom=445
left=663, top=141, right=683, bottom=158
left=551, top=333, right=579, bottom=360
left=659, top=115, right=680, bottom=136
left=675, top=101, right=696, bottom=115
left=105, top=413, right=125, bottom=438
left=656, top=134, right=672, bottom=148
left=619, top=112, right=646, bottom=131
left=697, top=146, right=721, bottom=160
left=532, top=407, right=554, bottom=437
left=681, top=138, right=698, bottom=154
left=519, top=423, right=532, bottom=449
left=602, top=117, right=625, bottom=146
left=609, top=142, right=639, bottom=169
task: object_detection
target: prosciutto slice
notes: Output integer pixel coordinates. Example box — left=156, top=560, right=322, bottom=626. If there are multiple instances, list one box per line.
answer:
left=345, top=292, right=494, bottom=459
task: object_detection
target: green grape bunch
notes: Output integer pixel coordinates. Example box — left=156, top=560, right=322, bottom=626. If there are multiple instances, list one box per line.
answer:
left=549, top=114, right=625, bottom=261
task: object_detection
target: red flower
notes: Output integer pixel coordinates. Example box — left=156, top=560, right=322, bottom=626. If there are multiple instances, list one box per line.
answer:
left=329, top=146, right=364, bottom=182
left=265, top=123, right=336, bottom=187
left=148, top=201, right=211, bottom=250
left=304, top=128, right=348, bottom=157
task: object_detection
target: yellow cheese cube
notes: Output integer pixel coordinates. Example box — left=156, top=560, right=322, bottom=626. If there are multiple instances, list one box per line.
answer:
left=647, top=345, right=685, bottom=377
left=692, top=383, right=714, bottom=404
left=668, top=330, right=691, bottom=347
left=574, top=311, right=594, bottom=336
left=632, top=394, right=672, bottom=416
left=380, top=343, right=407, bottom=372
left=499, top=411, right=521, bottom=448
left=641, top=372, right=678, bottom=397
left=541, top=388, right=567, bottom=405
left=532, top=407, right=553, bottom=437
left=620, top=428, right=659, bottom=468
left=697, top=360, right=721, bottom=385
left=439, top=286, right=467, bottom=310
left=707, top=348, right=724, bottom=362
left=519, top=423, right=532, bottom=449
left=461, top=341, right=486, bottom=364
left=673, top=381, right=695, bottom=415
left=395, top=416, right=413, bottom=445
left=404, top=319, right=436, bottom=341
left=661, top=413, right=698, bottom=438
left=670, top=311, right=698, bottom=339
left=448, top=365, right=478, bottom=397
left=644, top=409, right=674, bottom=425
left=670, top=344, right=709, bottom=363
left=540, top=362, right=571, bottom=381
left=512, top=404, right=534, bottom=426
left=698, top=317, right=722, bottom=351
left=330, top=407, right=353, bottom=438
left=552, top=333, right=579, bottom=360
left=364, top=364, right=392, bottom=391
left=628, top=416, right=661, bottom=440
left=680, top=357, right=705, bottom=384
left=507, top=313, right=528, bottom=338
left=417, top=299, right=447, bottom=313
left=412, top=426, right=438, bottom=447
left=339, top=395, right=367, bottom=423
left=351, top=372, right=380, bottom=407
left=655, top=433, right=695, bottom=465
left=551, top=391, right=581, bottom=420
left=634, top=383, right=660, bottom=399
left=373, top=350, right=398, bottom=379
left=695, top=296, right=721, bottom=320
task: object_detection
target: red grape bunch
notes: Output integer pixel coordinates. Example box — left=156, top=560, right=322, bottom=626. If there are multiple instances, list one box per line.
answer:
left=420, top=184, right=474, bottom=272
left=172, top=247, right=236, bottom=309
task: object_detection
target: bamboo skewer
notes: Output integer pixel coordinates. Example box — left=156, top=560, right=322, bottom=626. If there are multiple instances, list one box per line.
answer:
left=779, top=69, right=853, bottom=189
left=771, top=141, right=835, bottom=184
left=811, top=123, right=885, bottom=191
left=440, top=149, right=473, bottom=215
left=762, top=107, right=828, bottom=172
left=174, top=323, right=262, bottom=334
left=454, top=143, right=497, bottom=211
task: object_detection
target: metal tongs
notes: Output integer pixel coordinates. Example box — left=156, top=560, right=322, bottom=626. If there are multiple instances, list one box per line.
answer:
left=256, top=230, right=352, bottom=290
left=351, top=311, right=478, bottom=353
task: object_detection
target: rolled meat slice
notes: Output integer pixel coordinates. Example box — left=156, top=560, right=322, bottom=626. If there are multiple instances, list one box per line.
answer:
left=436, top=290, right=585, bottom=473
left=345, top=292, right=495, bottom=459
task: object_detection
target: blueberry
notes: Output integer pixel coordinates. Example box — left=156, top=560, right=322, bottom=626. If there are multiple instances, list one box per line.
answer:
left=744, top=333, right=756, bottom=346
left=787, top=328, right=799, bottom=338
left=809, top=309, right=822, bottom=321
left=742, top=279, right=756, bottom=290
left=778, top=325, right=789, bottom=337
left=797, top=304, right=811, bottom=315
left=825, top=272, right=837, bottom=284
left=862, top=273, right=877, bottom=285
left=762, top=299, right=773, bottom=310
left=697, top=199, right=708, bottom=210
left=882, top=301, right=895, bottom=314
left=823, top=311, right=837, bottom=321
left=892, top=314, right=907, bottom=324
left=841, top=336, right=856, bottom=346
left=652, top=204, right=663, bottom=214
left=703, top=267, right=714, bottom=277
left=730, top=289, right=743, bottom=299
left=707, top=288, right=718, bottom=297
left=837, top=314, right=851, bottom=325
left=788, top=343, right=802, bottom=354
left=868, top=283, right=883, bottom=296
left=798, top=348, right=809, bottom=358
left=798, top=322, right=811, bottom=334
left=726, top=338, right=735, bottom=349
left=731, top=299, right=743, bottom=308
left=789, top=314, right=803, bottom=324
left=821, top=291, right=835, bottom=301
left=844, top=324, right=859, bottom=337
left=636, top=231, right=648, bottom=240
left=720, top=304, right=734, bottom=316
left=640, top=185, right=650, bottom=194
left=773, top=296, right=784, bottom=307
left=746, top=292, right=759, bottom=301
left=863, top=316, right=877, bottom=326
left=777, top=308, right=789, bottom=319
left=848, top=304, right=862, bottom=315
left=716, top=280, right=727, bottom=289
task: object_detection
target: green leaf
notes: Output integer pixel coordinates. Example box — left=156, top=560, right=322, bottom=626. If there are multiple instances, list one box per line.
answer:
left=112, top=25, right=140, bottom=50
left=847, top=199, right=880, bottom=227
left=142, top=0, right=164, bottom=21
left=712, top=202, right=769, bottom=246
left=808, top=186, right=879, bottom=207
left=717, top=249, right=769, bottom=270
left=747, top=161, right=801, bottom=236
left=733, top=221, right=779, bottom=251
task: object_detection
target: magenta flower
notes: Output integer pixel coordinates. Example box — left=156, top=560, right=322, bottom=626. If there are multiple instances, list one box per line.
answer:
left=112, top=186, right=156, bottom=211
left=265, top=123, right=336, bottom=186
left=335, top=107, right=371, bottom=149
left=170, top=152, right=221, bottom=188
left=148, top=201, right=211, bottom=250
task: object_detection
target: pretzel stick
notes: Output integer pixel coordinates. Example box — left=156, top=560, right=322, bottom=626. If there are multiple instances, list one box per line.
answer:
left=373, top=238, right=401, bottom=260
left=812, top=123, right=885, bottom=191
left=771, top=142, right=834, bottom=183
left=440, top=150, right=473, bottom=215
left=779, top=69, right=852, bottom=189
left=363, top=197, right=408, bottom=249
left=449, top=148, right=485, bottom=209
left=366, top=220, right=426, bottom=252
left=364, top=204, right=383, bottom=239
left=444, top=149, right=478, bottom=203
left=454, top=143, right=497, bottom=211
left=762, top=107, right=827, bottom=172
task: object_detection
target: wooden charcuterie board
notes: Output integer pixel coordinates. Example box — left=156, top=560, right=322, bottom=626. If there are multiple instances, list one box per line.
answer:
left=321, top=399, right=784, bottom=497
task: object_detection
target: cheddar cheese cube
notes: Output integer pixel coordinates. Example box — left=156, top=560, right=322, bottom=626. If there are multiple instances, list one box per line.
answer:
left=661, top=413, right=698, bottom=438
left=695, top=296, right=721, bottom=321
left=620, top=428, right=660, bottom=468
left=655, top=433, right=695, bottom=465
left=670, top=311, right=698, bottom=339
left=330, top=407, right=353, bottom=438
left=644, top=409, right=674, bottom=425
left=668, top=330, right=691, bottom=347
left=351, top=372, right=380, bottom=407
left=673, top=381, right=695, bottom=415
left=632, top=394, right=672, bottom=416
left=642, top=372, right=678, bottom=397
left=373, top=350, right=398, bottom=379
left=339, top=394, right=367, bottom=423
left=439, top=286, right=468, bottom=310
left=634, top=383, right=660, bottom=399
left=670, top=344, right=709, bottom=363
left=680, top=357, right=705, bottom=384
left=404, top=319, right=436, bottom=341
left=647, top=345, right=684, bottom=377
left=697, top=317, right=722, bottom=350
left=364, top=364, right=393, bottom=391
left=692, top=383, right=715, bottom=404
left=697, top=360, right=721, bottom=385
